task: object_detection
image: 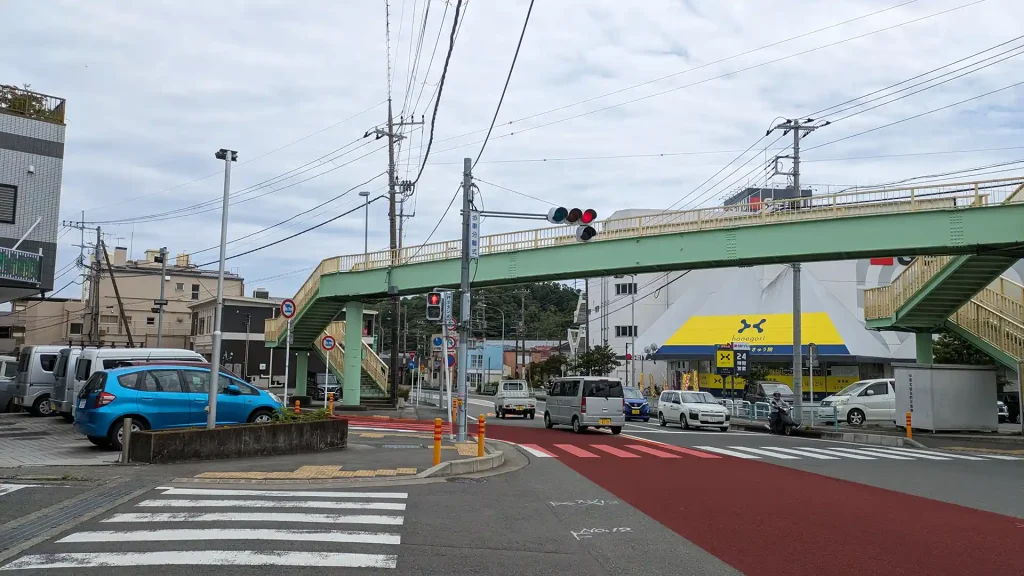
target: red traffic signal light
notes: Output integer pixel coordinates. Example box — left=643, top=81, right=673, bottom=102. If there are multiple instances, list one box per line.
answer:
left=426, top=291, right=443, bottom=322
left=580, top=209, right=597, bottom=224
left=427, top=292, right=441, bottom=306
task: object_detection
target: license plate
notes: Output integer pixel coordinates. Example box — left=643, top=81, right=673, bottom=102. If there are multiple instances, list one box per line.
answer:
left=78, top=399, right=86, bottom=409
left=706, top=417, right=723, bottom=422
left=631, top=409, right=640, bottom=415
left=515, top=406, right=525, bottom=410
left=14, top=396, right=24, bottom=405
left=599, top=418, right=611, bottom=425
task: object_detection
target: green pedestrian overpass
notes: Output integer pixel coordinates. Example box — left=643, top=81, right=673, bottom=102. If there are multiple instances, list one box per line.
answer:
left=267, top=176, right=1024, bottom=405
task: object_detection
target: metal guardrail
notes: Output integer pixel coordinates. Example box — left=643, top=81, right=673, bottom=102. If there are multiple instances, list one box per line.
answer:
left=0, top=85, right=66, bottom=124
left=265, top=175, right=1024, bottom=342
left=719, top=399, right=840, bottom=430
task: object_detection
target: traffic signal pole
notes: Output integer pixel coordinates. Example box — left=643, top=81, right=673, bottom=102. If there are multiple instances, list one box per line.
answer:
left=456, top=158, right=473, bottom=442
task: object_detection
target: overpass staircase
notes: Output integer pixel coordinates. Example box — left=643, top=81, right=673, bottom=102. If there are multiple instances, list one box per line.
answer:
left=310, top=321, right=392, bottom=408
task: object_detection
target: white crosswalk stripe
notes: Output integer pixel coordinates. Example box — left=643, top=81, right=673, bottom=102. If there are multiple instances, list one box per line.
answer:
left=0, top=486, right=409, bottom=571
left=785, top=446, right=877, bottom=460
left=759, top=446, right=841, bottom=460
left=727, top=446, right=800, bottom=459
left=690, top=444, right=1021, bottom=462
left=694, top=446, right=760, bottom=459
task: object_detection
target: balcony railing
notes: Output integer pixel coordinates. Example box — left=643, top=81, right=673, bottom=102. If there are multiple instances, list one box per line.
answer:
left=0, top=85, right=66, bottom=124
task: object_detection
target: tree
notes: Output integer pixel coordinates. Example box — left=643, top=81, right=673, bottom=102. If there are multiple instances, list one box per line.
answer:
left=932, top=331, right=994, bottom=366
left=571, top=345, right=620, bottom=376
left=0, top=84, right=48, bottom=119
left=528, top=353, right=568, bottom=387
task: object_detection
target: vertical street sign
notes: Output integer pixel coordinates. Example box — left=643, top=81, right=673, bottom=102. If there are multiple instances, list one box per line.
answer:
left=442, top=291, right=455, bottom=333
left=469, top=210, right=480, bottom=260
left=281, top=299, right=297, bottom=407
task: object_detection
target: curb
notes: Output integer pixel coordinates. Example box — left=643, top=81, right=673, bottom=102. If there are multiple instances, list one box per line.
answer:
left=732, top=421, right=927, bottom=448
left=416, top=448, right=505, bottom=478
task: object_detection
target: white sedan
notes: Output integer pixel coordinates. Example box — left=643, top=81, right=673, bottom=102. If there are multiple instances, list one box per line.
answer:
left=657, top=390, right=730, bottom=431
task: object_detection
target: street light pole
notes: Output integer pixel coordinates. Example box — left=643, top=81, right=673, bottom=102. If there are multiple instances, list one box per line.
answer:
left=359, top=191, right=370, bottom=255
left=156, top=247, right=167, bottom=347
left=208, top=148, right=237, bottom=429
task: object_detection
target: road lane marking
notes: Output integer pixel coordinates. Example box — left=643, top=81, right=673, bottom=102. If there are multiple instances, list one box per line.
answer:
left=554, top=444, right=600, bottom=458
left=965, top=453, right=1021, bottom=461
left=154, top=487, right=407, bottom=499
left=760, top=446, right=841, bottom=460
left=694, top=446, right=760, bottom=459
left=136, top=499, right=406, bottom=511
left=882, top=446, right=989, bottom=461
left=518, top=444, right=558, bottom=458
left=101, top=512, right=405, bottom=525
left=788, top=446, right=877, bottom=460
left=727, top=446, right=800, bottom=459
left=625, top=444, right=681, bottom=459
left=57, top=528, right=401, bottom=545
left=852, top=447, right=951, bottom=461
left=823, top=447, right=914, bottom=460
left=0, top=483, right=38, bottom=496
left=0, top=551, right=397, bottom=570
left=643, top=443, right=722, bottom=459
left=589, top=445, right=641, bottom=458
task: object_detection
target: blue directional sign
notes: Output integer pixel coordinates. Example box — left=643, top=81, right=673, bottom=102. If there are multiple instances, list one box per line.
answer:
left=408, top=361, right=416, bottom=370
left=432, top=336, right=443, bottom=348
left=447, top=354, right=456, bottom=367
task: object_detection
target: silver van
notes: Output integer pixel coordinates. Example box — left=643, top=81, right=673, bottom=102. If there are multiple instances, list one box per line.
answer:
left=0, top=355, right=19, bottom=412
left=543, top=376, right=625, bottom=434
left=50, top=347, right=84, bottom=421
left=12, top=345, right=65, bottom=416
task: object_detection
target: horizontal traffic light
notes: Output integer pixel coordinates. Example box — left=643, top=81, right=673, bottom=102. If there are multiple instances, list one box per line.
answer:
left=546, top=206, right=598, bottom=241
left=426, top=291, right=442, bottom=322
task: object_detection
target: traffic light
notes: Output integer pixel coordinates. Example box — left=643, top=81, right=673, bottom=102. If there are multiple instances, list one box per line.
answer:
left=546, top=207, right=598, bottom=242
left=426, top=292, right=442, bottom=322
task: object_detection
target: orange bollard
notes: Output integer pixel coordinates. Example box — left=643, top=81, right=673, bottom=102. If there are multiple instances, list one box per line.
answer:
left=294, top=400, right=300, bottom=414
left=477, top=415, right=486, bottom=457
left=905, top=411, right=913, bottom=440
left=433, top=418, right=442, bottom=466
left=327, top=392, right=334, bottom=413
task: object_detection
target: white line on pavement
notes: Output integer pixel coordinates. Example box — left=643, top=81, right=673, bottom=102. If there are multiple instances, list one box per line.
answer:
left=102, top=512, right=404, bottom=525
left=788, top=446, right=876, bottom=460
left=693, top=446, right=761, bottom=459
left=0, top=483, right=38, bottom=497
left=0, top=551, right=397, bottom=570
left=856, top=447, right=952, bottom=461
left=882, top=446, right=989, bottom=461
left=154, top=487, right=408, bottom=499
left=822, top=447, right=914, bottom=460
left=760, top=446, right=841, bottom=460
left=518, top=445, right=555, bottom=458
left=136, top=499, right=406, bottom=511
left=727, top=446, right=800, bottom=459
left=58, top=528, right=401, bottom=545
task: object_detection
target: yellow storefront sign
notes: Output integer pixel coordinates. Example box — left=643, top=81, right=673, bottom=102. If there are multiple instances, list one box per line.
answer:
left=666, top=312, right=844, bottom=347
left=694, top=373, right=860, bottom=394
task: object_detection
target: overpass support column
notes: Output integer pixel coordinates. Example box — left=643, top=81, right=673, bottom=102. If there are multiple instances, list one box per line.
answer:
left=343, top=301, right=364, bottom=406
left=915, top=333, right=934, bottom=364
left=295, top=351, right=309, bottom=397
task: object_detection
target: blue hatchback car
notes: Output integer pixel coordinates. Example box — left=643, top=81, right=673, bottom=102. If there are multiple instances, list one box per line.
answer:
left=73, top=365, right=283, bottom=450
left=622, top=386, right=650, bottom=422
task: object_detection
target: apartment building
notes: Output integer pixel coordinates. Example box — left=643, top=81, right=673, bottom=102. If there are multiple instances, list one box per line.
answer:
left=0, top=84, right=66, bottom=303
left=0, top=297, right=85, bottom=353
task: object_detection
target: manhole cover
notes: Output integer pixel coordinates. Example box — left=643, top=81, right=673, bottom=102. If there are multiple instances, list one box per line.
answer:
left=446, top=477, right=487, bottom=484
left=383, top=444, right=423, bottom=449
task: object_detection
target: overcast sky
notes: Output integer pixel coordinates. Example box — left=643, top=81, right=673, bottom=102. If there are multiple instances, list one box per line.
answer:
left=3, top=0, right=1023, bottom=300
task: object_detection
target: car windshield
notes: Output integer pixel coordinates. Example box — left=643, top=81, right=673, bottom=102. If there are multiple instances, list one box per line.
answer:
left=623, top=387, right=643, bottom=399
left=681, top=392, right=716, bottom=404
left=763, top=383, right=792, bottom=396
left=835, top=382, right=868, bottom=397
left=582, top=379, right=624, bottom=398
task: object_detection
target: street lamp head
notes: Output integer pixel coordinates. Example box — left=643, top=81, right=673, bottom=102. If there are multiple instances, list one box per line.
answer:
left=359, top=191, right=371, bottom=197
left=215, top=149, right=238, bottom=162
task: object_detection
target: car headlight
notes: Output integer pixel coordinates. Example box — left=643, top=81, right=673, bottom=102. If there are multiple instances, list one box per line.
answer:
left=269, top=392, right=282, bottom=404
left=835, top=398, right=848, bottom=405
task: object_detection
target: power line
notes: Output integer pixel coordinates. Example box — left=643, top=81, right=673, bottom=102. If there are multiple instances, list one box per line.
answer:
left=402, top=184, right=461, bottom=264
left=411, top=0, right=463, bottom=185
left=410, top=0, right=451, bottom=116
left=473, top=177, right=556, bottom=206
left=473, top=0, right=535, bottom=168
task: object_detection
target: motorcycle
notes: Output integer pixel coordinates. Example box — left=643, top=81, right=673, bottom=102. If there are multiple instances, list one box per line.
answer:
left=769, top=405, right=797, bottom=435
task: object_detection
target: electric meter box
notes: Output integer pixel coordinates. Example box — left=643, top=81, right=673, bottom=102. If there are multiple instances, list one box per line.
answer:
left=893, top=363, right=998, bottom=432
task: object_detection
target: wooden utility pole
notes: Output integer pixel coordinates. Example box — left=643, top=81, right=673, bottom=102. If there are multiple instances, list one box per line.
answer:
left=99, top=239, right=134, bottom=347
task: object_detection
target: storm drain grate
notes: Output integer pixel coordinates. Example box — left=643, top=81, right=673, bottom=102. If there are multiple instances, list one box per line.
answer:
left=0, top=480, right=149, bottom=553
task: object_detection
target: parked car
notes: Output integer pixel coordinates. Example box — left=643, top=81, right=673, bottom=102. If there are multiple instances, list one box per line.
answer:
left=73, top=364, right=283, bottom=450
left=309, top=381, right=339, bottom=401
left=816, top=378, right=896, bottom=426
left=998, top=400, right=1010, bottom=423
left=0, top=355, right=19, bottom=413
left=493, top=379, right=536, bottom=419
left=12, top=345, right=63, bottom=416
left=658, top=390, right=730, bottom=431
left=998, top=392, right=1020, bottom=424
left=544, top=376, right=625, bottom=434
left=622, top=386, right=650, bottom=422
left=742, top=380, right=794, bottom=407
left=70, top=348, right=206, bottom=417
left=50, top=347, right=83, bottom=421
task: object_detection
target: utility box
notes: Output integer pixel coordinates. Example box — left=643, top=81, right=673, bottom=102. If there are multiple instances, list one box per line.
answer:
left=893, top=363, right=998, bottom=433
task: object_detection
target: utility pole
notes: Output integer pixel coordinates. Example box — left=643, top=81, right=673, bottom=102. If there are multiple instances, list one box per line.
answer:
left=455, top=157, right=474, bottom=441
left=156, top=247, right=167, bottom=347
left=769, top=117, right=826, bottom=421
left=99, top=240, right=134, bottom=348
left=243, top=312, right=251, bottom=380
left=92, top=227, right=101, bottom=345
left=208, top=148, right=238, bottom=429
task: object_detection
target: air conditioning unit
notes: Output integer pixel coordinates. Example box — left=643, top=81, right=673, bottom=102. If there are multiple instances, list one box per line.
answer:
left=99, top=327, right=109, bottom=335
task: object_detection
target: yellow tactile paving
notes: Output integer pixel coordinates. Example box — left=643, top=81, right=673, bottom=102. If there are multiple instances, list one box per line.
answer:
left=396, top=467, right=417, bottom=475
left=455, top=442, right=478, bottom=456
left=195, top=466, right=420, bottom=480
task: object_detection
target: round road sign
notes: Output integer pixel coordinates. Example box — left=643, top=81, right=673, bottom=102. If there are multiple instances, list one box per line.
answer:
left=281, top=299, right=296, bottom=319
left=446, top=336, right=456, bottom=349
left=432, top=336, right=443, bottom=347
left=321, top=334, right=336, bottom=351
left=447, top=354, right=456, bottom=367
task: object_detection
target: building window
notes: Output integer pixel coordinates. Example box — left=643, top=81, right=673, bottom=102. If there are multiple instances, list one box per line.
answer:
left=69, top=323, right=83, bottom=335
left=615, top=325, right=637, bottom=338
left=0, top=326, right=11, bottom=338
left=615, top=283, right=637, bottom=295
left=146, top=317, right=155, bottom=326
left=0, top=184, right=16, bottom=224
left=100, top=314, right=119, bottom=325
left=470, top=355, right=483, bottom=369
left=13, top=303, right=25, bottom=312
left=175, top=282, right=184, bottom=292
left=198, top=317, right=205, bottom=335
left=191, top=284, right=200, bottom=300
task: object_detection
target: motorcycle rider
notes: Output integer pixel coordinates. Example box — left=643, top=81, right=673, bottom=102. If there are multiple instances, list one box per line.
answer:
left=769, top=391, right=797, bottom=433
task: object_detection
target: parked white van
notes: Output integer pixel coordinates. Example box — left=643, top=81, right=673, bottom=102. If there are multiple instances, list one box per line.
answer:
left=71, top=348, right=206, bottom=416
left=817, top=378, right=896, bottom=426
left=11, top=345, right=64, bottom=416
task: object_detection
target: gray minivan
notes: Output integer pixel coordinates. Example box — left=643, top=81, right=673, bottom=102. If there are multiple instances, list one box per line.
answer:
left=50, top=347, right=83, bottom=421
left=11, top=345, right=64, bottom=416
left=0, top=355, right=19, bottom=412
left=544, top=376, right=625, bottom=434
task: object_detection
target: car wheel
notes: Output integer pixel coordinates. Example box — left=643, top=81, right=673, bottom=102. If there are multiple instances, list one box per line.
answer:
left=60, top=413, right=74, bottom=422
left=572, top=416, right=586, bottom=434
left=544, top=412, right=553, bottom=429
left=529, top=411, right=535, bottom=420
left=719, top=426, right=729, bottom=432
left=248, top=409, right=274, bottom=424
left=30, top=395, right=53, bottom=417
left=108, top=418, right=148, bottom=452
left=610, top=426, right=622, bottom=435
left=658, top=412, right=667, bottom=427
left=498, top=408, right=505, bottom=419
left=87, top=435, right=108, bottom=447
left=847, top=409, right=866, bottom=427
left=642, top=417, right=650, bottom=423
left=681, top=414, right=690, bottom=430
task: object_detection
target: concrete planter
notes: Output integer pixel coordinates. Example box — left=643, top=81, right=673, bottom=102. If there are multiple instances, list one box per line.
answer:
left=128, top=418, right=348, bottom=464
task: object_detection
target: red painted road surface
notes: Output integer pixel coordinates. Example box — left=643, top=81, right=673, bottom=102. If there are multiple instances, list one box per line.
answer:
left=489, top=425, right=1024, bottom=576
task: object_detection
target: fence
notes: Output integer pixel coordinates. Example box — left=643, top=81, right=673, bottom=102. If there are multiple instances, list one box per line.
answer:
left=719, top=399, right=839, bottom=430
